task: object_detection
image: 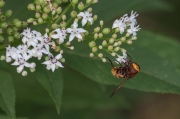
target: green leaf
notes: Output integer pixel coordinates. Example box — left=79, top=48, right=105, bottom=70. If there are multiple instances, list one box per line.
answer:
left=0, top=70, right=16, bottom=119
left=0, top=115, right=27, bottom=119
left=35, top=66, right=63, bottom=114
left=92, top=0, right=172, bottom=22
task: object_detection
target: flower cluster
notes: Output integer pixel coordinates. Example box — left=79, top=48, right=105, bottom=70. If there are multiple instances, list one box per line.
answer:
left=0, top=0, right=141, bottom=76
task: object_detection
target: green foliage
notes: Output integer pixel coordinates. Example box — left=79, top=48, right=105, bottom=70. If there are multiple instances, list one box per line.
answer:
left=0, top=0, right=180, bottom=119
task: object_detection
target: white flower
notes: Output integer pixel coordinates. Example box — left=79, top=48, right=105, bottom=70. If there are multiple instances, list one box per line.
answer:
left=67, top=22, right=86, bottom=42
left=127, top=11, right=138, bottom=25
left=51, top=28, right=67, bottom=44
left=31, top=43, right=49, bottom=60
left=37, top=33, right=52, bottom=52
left=112, top=17, right=126, bottom=34
left=6, top=45, right=21, bottom=61
left=116, top=51, right=127, bottom=64
left=127, top=24, right=140, bottom=37
left=21, top=28, right=39, bottom=47
left=77, top=11, right=93, bottom=26
left=11, top=53, right=34, bottom=73
left=42, top=54, right=63, bottom=72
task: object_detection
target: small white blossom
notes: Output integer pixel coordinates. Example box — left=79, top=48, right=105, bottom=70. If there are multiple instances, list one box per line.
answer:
left=21, top=28, right=39, bottom=47
left=127, top=11, right=138, bottom=25
left=127, top=24, right=141, bottom=37
left=11, top=53, right=33, bottom=73
left=112, top=17, right=126, bottom=34
left=37, top=33, right=52, bottom=52
left=6, top=45, right=21, bottom=60
left=67, top=22, right=86, bottom=42
left=42, top=54, right=63, bottom=72
left=51, top=28, right=67, bottom=44
left=77, top=11, right=93, bottom=26
left=116, top=51, right=127, bottom=64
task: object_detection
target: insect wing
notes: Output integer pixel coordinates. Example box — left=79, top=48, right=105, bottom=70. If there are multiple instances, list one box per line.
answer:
left=109, top=78, right=129, bottom=98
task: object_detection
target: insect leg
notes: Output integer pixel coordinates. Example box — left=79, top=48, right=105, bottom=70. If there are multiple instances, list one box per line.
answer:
left=106, top=57, right=114, bottom=68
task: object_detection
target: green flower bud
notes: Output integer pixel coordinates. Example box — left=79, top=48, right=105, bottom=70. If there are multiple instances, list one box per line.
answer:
left=98, top=53, right=103, bottom=58
left=94, top=27, right=100, bottom=33
left=102, top=40, right=107, bottom=46
left=78, top=2, right=85, bottom=10
left=92, top=47, right=98, bottom=53
left=8, top=36, right=14, bottom=43
left=51, top=23, right=58, bottom=29
left=0, top=35, right=4, bottom=43
left=27, top=3, right=35, bottom=10
left=86, top=0, right=92, bottom=4
left=120, top=37, right=126, bottom=42
left=42, top=13, right=48, bottom=20
left=109, top=38, right=114, bottom=44
left=60, top=58, right=65, bottom=63
left=98, top=33, right=103, bottom=38
left=89, top=41, right=96, bottom=48
left=14, top=32, right=20, bottom=39
left=5, top=10, right=12, bottom=18
left=100, top=20, right=103, bottom=27
left=43, top=6, right=51, bottom=13
left=38, top=18, right=43, bottom=24
left=89, top=53, right=94, bottom=57
left=115, top=28, right=119, bottom=32
left=54, top=0, right=62, bottom=4
left=93, top=15, right=98, bottom=21
left=0, top=9, right=2, bottom=15
left=53, top=2, right=58, bottom=8
left=33, top=21, right=38, bottom=25
left=27, top=18, right=34, bottom=23
left=114, top=47, right=120, bottom=52
left=55, top=46, right=60, bottom=52
left=62, top=15, right=66, bottom=21
left=108, top=45, right=113, bottom=51
left=56, top=7, right=62, bottom=14
left=94, top=33, right=98, bottom=39
left=14, top=20, right=22, bottom=27
left=102, top=28, right=110, bottom=34
left=22, top=70, right=27, bottom=76
left=60, top=22, right=67, bottom=28
left=71, top=0, right=78, bottom=5
left=36, top=4, right=41, bottom=11
left=12, top=27, right=19, bottom=32
left=93, top=0, right=98, bottom=3
left=131, top=36, right=137, bottom=40
left=112, top=34, right=117, bottom=39
left=0, top=55, right=6, bottom=60
left=0, top=15, right=6, bottom=21
left=30, top=68, right=36, bottom=72
left=70, top=11, right=77, bottom=18
left=35, top=0, right=44, bottom=5
left=127, top=40, right=132, bottom=44
left=0, top=22, right=8, bottom=28
left=62, top=0, right=68, bottom=3
left=7, top=28, right=13, bottom=35
left=0, top=28, right=3, bottom=34
left=0, top=0, right=5, bottom=8
left=12, top=18, right=20, bottom=24
left=35, top=12, right=41, bottom=18
left=22, top=21, right=28, bottom=28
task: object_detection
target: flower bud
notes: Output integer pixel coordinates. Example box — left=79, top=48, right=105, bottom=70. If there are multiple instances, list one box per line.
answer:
left=127, top=40, right=132, bottom=44
left=102, top=58, right=106, bottom=62
left=89, top=41, right=96, bottom=48
left=93, top=0, right=98, bottom=3
left=27, top=3, right=35, bottom=10
left=102, top=40, right=107, bottom=46
left=70, top=11, right=77, bottom=18
left=8, top=36, right=14, bottom=43
left=0, top=55, right=5, bottom=60
left=98, top=53, right=103, bottom=58
left=89, top=53, right=94, bottom=57
left=36, top=4, right=41, bottom=11
left=60, top=22, right=67, bottom=27
left=43, top=6, right=51, bottom=13
left=114, top=47, right=120, bottom=52
left=112, top=34, right=117, bottom=39
left=0, top=22, right=8, bottom=28
left=131, top=36, right=137, bottom=40
left=56, top=7, right=62, bottom=14
left=86, top=0, right=92, bottom=4
left=94, top=27, right=100, bottom=33
left=14, top=32, right=20, bottom=39
left=5, top=10, right=12, bottom=18
left=108, top=45, right=113, bottom=51
left=99, top=45, right=102, bottom=49
left=100, top=20, right=103, bottom=26
left=102, top=28, right=110, bottom=34
left=126, top=32, right=130, bottom=37
left=30, top=68, right=36, bottom=72
left=53, top=2, right=58, bottom=8
left=38, top=18, right=43, bottom=24
left=42, top=13, right=48, bottom=20
left=92, top=47, right=98, bottom=53
left=27, top=18, right=34, bottom=23
left=78, top=2, right=85, bottom=10
left=35, top=12, right=41, bottom=18
left=51, top=23, right=58, bottom=29
left=7, top=28, right=13, bottom=35
left=0, top=28, right=3, bottom=34
left=94, top=33, right=98, bottom=39
left=88, top=8, right=92, bottom=12
left=0, top=15, right=5, bottom=21
left=71, top=0, right=79, bottom=5
left=111, top=53, right=116, bottom=56
left=93, top=15, right=98, bottom=21
left=60, top=58, right=65, bottom=63
left=0, top=35, right=4, bottom=43
left=98, top=33, right=103, bottom=38
left=121, top=37, right=126, bottom=42
left=22, top=21, right=28, bottom=28
left=109, top=38, right=114, bottom=44
left=70, top=46, right=74, bottom=50
left=62, top=15, right=66, bottom=21
left=0, top=0, right=5, bottom=8
left=14, top=21, right=22, bottom=27
left=22, top=70, right=27, bottom=76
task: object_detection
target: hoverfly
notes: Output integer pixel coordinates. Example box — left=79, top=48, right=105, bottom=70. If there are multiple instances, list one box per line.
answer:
left=106, top=54, right=140, bottom=98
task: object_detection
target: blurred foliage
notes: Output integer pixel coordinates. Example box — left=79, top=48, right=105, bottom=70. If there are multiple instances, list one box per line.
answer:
left=0, top=0, right=180, bottom=119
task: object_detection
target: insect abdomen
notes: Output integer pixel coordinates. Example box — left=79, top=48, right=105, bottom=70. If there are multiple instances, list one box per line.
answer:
left=111, top=67, right=126, bottom=78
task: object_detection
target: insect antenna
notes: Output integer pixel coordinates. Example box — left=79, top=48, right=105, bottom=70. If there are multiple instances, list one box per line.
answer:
left=126, top=53, right=132, bottom=61
left=106, top=57, right=114, bottom=68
